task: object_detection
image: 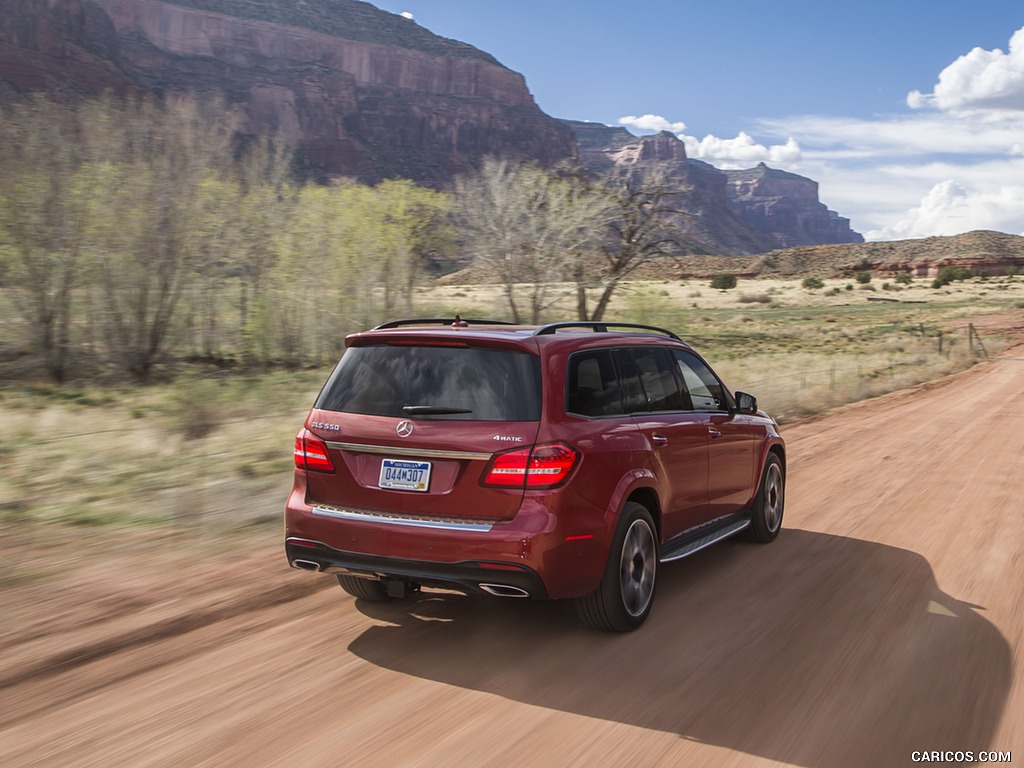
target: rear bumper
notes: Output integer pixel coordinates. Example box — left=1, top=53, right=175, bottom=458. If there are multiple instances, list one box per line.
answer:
left=283, top=484, right=609, bottom=599
left=285, top=537, right=548, bottom=598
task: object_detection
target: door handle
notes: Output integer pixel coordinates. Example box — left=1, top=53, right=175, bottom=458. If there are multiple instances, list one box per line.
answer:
left=651, top=435, right=669, bottom=446
left=708, top=427, right=722, bottom=439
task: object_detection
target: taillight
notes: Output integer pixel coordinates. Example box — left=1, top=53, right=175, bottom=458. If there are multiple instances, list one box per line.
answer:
left=294, top=430, right=335, bottom=472
left=483, top=443, right=578, bottom=489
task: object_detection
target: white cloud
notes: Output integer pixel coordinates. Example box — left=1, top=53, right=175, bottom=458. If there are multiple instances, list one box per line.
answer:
left=618, top=114, right=687, bottom=134
left=756, top=111, right=1024, bottom=158
left=909, top=27, right=1024, bottom=112
left=399, top=11, right=415, bottom=20
left=683, top=132, right=802, bottom=167
left=868, top=180, right=1024, bottom=240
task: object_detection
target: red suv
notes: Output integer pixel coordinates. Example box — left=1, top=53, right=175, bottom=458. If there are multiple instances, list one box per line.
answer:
left=285, top=319, right=785, bottom=631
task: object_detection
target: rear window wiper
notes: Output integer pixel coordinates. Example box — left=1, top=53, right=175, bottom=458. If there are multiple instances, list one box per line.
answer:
left=402, top=405, right=474, bottom=415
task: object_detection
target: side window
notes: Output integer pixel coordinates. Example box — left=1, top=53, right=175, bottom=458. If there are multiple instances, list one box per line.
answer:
left=673, top=350, right=730, bottom=412
left=629, top=347, right=685, bottom=411
left=612, top=349, right=648, bottom=414
left=566, top=350, right=623, bottom=417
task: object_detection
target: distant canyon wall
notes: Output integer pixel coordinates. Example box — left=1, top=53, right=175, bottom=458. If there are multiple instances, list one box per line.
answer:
left=568, top=121, right=863, bottom=255
left=1, top=0, right=576, bottom=183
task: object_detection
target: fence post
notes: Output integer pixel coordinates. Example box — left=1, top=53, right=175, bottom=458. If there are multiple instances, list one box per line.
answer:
left=969, top=324, right=988, bottom=358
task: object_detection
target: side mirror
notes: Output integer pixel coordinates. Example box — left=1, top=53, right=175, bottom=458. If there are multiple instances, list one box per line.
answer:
left=734, top=391, right=758, bottom=415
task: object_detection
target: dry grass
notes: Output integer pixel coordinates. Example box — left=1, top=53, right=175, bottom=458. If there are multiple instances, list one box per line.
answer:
left=0, top=371, right=326, bottom=534
left=712, top=347, right=977, bottom=422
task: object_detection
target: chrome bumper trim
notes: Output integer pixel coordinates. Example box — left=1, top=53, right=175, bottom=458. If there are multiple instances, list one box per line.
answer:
left=326, top=442, right=492, bottom=461
left=311, top=505, right=495, bottom=532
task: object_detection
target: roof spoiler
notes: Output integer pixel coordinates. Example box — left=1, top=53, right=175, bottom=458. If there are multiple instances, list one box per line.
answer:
left=372, top=316, right=515, bottom=330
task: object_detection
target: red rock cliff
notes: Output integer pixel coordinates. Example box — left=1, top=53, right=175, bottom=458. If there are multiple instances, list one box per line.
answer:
left=1, top=0, right=576, bottom=183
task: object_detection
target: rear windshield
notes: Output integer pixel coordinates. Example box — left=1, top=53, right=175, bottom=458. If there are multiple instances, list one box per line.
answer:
left=316, top=344, right=541, bottom=421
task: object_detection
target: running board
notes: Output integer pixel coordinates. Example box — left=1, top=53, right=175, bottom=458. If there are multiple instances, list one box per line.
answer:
left=659, top=518, right=750, bottom=563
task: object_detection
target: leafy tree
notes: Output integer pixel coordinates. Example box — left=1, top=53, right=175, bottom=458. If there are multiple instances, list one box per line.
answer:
left=253, top=178, right=454, bottom=366
left=182, top=175, right=244, bottom=360
left=81, top=94, right=237, bottom=381
left=234, top=135, right=297, bottom=362
left=0, top=95, right=89, bottom=381
left=373, top=179, right=454, bottom=316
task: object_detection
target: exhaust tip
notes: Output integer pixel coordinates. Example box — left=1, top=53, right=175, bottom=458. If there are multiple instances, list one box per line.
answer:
left=292, top=559, right=321, bottom=572
left=479, top=583, right=530, bottom=598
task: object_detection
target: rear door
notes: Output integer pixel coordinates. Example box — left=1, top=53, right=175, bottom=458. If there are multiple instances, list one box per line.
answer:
left=617, top=347, right=711, bottom=540
left=304, top=341, right=542, bottom=523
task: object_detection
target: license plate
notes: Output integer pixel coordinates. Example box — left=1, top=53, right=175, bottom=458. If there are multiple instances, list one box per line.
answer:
left=379, top=459, right=431, bottom=492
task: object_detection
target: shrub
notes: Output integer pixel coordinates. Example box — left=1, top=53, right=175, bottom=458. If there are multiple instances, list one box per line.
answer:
left=932, top=265, right=973, bottom=288
left=710, top=273, right=737, bottom=290
left=802, top=276, right=824, bottom=290
left=855, top=271, right=872, bottom=284
left=894, top=272, right=913, bottom=285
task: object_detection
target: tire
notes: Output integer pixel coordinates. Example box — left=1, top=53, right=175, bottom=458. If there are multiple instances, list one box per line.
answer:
left=748, top=453, right=784, bottom=543
left=337, top=574, right=393, bottom=601
left=575, top=501, right=658, bottom=632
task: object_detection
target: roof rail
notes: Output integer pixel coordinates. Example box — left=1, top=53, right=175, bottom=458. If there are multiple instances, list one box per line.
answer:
left=372, top=316, right=515, bottom=330
left=533, top=322, right=681, bottom=341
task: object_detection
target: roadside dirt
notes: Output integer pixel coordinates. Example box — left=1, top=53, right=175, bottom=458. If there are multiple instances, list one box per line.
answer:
left=2, top=327, right=1022, bottom=767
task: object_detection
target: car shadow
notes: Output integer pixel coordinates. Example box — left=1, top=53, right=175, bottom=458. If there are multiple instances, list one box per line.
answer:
left=346, top=529, right=1011, bottom=767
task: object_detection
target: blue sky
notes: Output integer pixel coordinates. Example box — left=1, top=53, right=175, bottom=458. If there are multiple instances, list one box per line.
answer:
left=370, top=0, right=1024, bottom=241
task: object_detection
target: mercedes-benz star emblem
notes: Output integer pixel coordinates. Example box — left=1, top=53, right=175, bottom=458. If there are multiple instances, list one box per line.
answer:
left=396, top=420, right=414, bottom=438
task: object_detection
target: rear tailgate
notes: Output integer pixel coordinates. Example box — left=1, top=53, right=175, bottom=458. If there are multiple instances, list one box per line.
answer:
left=303, top=338, right=543, bottom=523
left=305, top=414, right=540, bottom=522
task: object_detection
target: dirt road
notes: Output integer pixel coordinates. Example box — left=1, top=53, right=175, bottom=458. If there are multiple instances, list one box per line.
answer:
left=3, top=344, right=1023, bottom=767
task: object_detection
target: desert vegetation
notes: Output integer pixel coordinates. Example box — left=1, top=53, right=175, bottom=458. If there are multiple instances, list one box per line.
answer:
left=0, top=93, right=452, bottom=382
left=1, top=95, right=709, bottom=382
